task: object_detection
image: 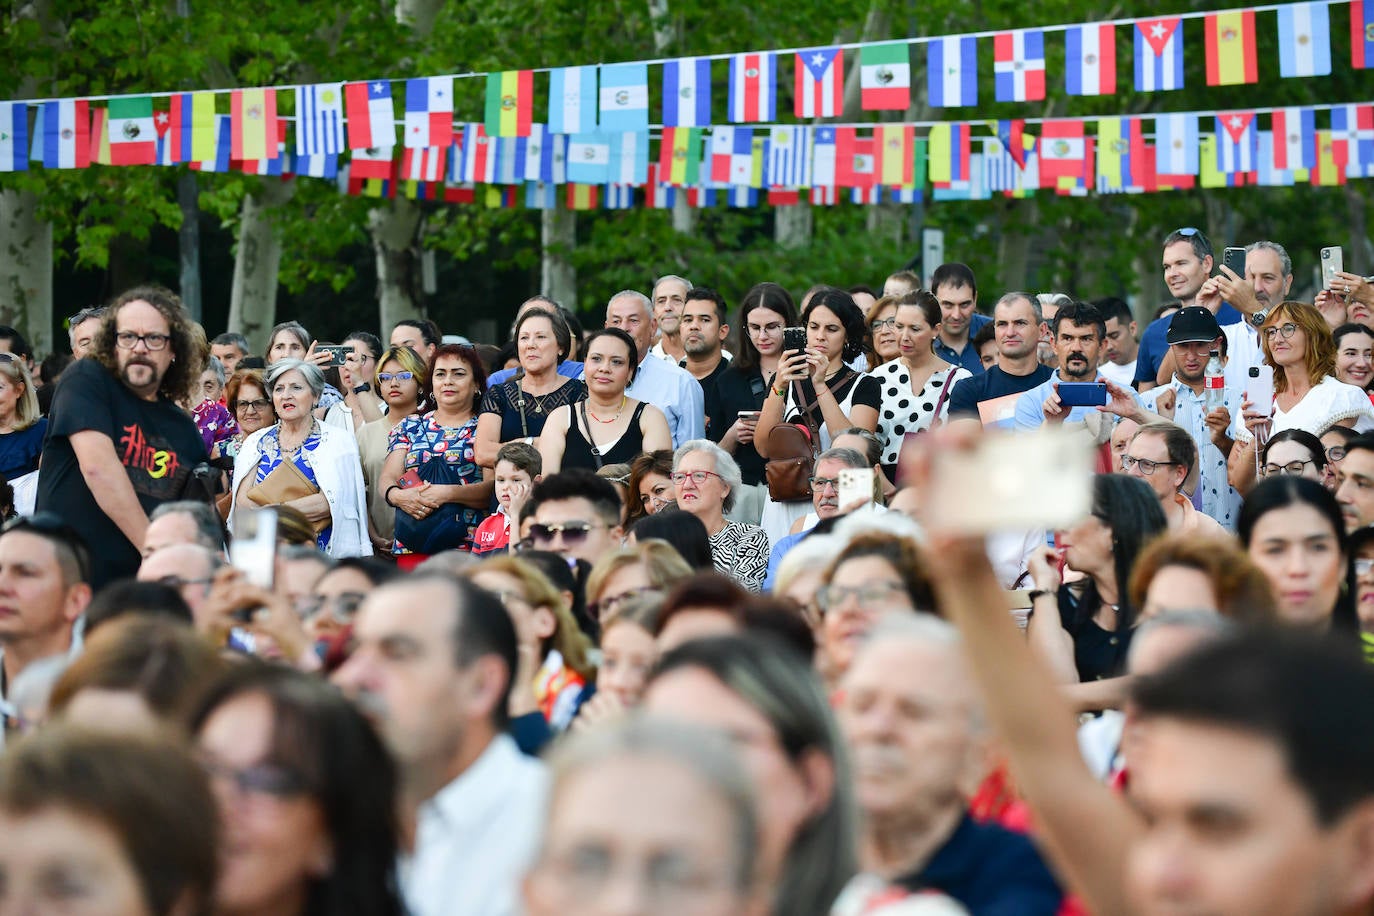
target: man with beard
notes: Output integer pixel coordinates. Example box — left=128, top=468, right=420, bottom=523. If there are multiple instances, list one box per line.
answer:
left=37, top=287, right=207, bottom=587
left=1136, top=228, right=1226, bottom=392
left=1192, top=240, right=1293, bottom=393
left=680, top=287, right=733, bottom=442
left=1014, top=301, right=1147, bottom=430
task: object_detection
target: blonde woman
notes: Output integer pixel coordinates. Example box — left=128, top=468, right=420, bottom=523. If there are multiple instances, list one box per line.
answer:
left=0, top=354, right=45, bottom=484
left=356, top=345, right=427, bottom=553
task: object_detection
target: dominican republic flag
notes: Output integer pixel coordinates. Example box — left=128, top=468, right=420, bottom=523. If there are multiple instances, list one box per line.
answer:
left=729, top=53, right=776, bottom=122
left=566, top=133, right=612, bottom=184
left=1065, top=24, right=1116, bottom=95
left=1331, top=104, right=1374, bottom=176
left=1277, top=2, right=1332, bottom=77
left=1271, top=107, right=1316, bottom=170
left=794, top=47, right=843, bottom=118
left=1355, top=1, right=1374, bottom=68
left=767, top=125, right=812, bottom=188
left=41, top=100, right=90, bottom=169
left=812, top=126, right=838, bottom=187
left=1135, top=18, right=1185, bottom=91
left=548, top=66, right=597, bottom=134
left=598, top=63, right=650, bottom=133
left=928, top=36, right=977, bottom=106
left=403, top=77, right=453, bottom=149
left=662, top=57, right=711, bottom=127
left=296, top=83, right=345, bottom=155
left=0, top=102, right=27, bottom=172
left=994, top=30, right=1046, bottom=102
left=1215, top=112, right=1258, bottom=173
left=345, top=81, right=394, bottom=150
left=1155, top=113, right=1199, bottom=174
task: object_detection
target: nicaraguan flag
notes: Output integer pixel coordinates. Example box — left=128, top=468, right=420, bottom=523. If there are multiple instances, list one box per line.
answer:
left=927, top=36, right=977, bottom=106
left=0, top=102, right=28, bottom=172
left=662, top=58, right=711, bottom=127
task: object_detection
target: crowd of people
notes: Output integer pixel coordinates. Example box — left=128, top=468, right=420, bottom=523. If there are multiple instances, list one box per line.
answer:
left=1, top=230, right=1374, bottom=915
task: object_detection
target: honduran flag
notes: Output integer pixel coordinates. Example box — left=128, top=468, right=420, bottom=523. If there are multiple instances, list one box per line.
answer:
left=927, top=36, right=977, bottom=107
left=1277, top=2, right=1332, bottom=77
left=728, top=53, right=776, bottom=122
left=403, top=77, right=453, bottom=149
left=1135, top=18, right=1185, bottom=91
left=794, top=47, right=843, bottom=118
left=993, top=30, right=1046, bottom=102
left=1352, top=1, right=1374, bottom=68
left=0, top=102, right=28, bottom=172
left=1215, top=112, right=1258, bottom=174
left=1065, top=24, right=1116, bottom=95
left=345, top=81, right=394, bottom=151
left=548, top=66, right=598, bottom=134
left=662, top=57, right=711, bottom=127
left=1271, top=107, right=1316, bottom=170
left=40, top=100, right=90, bottom=169
left=1155, top=113, right=1199, bottom=175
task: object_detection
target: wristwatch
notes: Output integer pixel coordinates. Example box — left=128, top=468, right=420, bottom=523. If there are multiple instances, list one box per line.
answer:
left=1248, top=308, right=1268, bottom=328
left=352, top=382, right=371, bottom=394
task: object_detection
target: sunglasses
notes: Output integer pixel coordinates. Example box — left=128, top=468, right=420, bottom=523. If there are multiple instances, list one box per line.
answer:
left=529, top=521, right=604, bottom=546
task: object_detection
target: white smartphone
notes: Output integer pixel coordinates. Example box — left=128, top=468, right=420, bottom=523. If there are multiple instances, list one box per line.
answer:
left=1247, top=365, right=1275, bottom=417
left=837, top=467, right=876, bottom=508
left=928, top=428, right=1093, bottom=534
left=230, top=507, right=278, bottom=590
left=1322, top=247, right=1344, bottom=289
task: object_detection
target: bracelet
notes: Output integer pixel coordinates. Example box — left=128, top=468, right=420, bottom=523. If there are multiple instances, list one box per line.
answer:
left=772, top=384, right=787, bottom=397
left=384, top=485, right=400, bottom=507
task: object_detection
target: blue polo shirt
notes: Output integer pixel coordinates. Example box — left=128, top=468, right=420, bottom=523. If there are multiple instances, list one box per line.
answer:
left=1014, top=370, right=1143, bottom=430
left=1133, top=303, right=1242, bottom=385
left=934, top=313, right=992, bottom=375
left=903, top=813, right=1063, bottom=916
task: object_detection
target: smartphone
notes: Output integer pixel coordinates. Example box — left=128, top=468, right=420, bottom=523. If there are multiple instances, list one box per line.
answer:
left=318, top=345, right=350, bottom=367
left=782, top=327, right=808, bottom=356
left=1247, top=365, right=1275, bottom=417
left=1057, top=382, right=1109, bottom=407
left=230, top=507, right=278, bottom=590
left=397, top=468, right=424, bottom=489
left=928, top=428, right=1093, bottom=533
left=737, top=410, right=761, bottom=422
left=1222, top=246, right=1246, bottom=278
left=837, top=467, right=876, bottom=508
left=1322, top=247, right=1344, bottom=289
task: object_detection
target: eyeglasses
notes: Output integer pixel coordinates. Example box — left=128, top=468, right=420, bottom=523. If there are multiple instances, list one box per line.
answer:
left=378, top=371, right=415, bottom=382
left=816, top=581, right=908, bottom=612
left=115, top=331, right=171, bottom=351
left=200, top=758, right=307, bottom=799
left=870, top=317, right=897, bottom=330
left=1328, top=445, right=1349, bottom=462
left=529, top=521, right=605, bottom=546
left=156, top=574, right=214, bottom=592
left=236, top=398, right=272, bottom=412
left=1262, top=459, right=1316, bottom=477
left=1355, top=558, right=1374, bottom=577
left=1264, top=323, right=1300, bottom=341
left=295, top=592, right=366, bottom=623
left=1121, top=455, right=1179, bottom=475
left=65, top=307, right=105, bottom=329
left=671, top=470, right=723, bottom=486
left=589, top=586, right=661, bottom=619
left=808, top=476, right=840, bottom=491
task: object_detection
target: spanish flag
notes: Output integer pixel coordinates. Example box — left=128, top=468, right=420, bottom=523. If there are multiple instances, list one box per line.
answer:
left=484, top=70, right=533, bottom=137
left=566, top=183, right=599, bottom=210
left=231, top=88, right=278, bottom=161
left=1205, top=10, right=1258, bottom=85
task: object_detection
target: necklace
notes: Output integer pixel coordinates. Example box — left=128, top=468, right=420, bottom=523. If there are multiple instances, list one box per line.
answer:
left=516, top=383, right=551, bottom=414
left=279, top=419, right=319, bottom=457
left=587, top=396, right=627, bottom=423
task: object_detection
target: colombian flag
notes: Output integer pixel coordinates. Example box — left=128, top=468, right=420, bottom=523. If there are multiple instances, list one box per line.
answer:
left=1205, top=10, right=1258, bottom=85
left=484, top=70, right=533, bottom=137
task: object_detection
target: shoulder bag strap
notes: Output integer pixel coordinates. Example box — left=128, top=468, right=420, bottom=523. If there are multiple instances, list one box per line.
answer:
left=507, top=374, right=530, bottom=439
left=577, top=400, right=604, bottom=469
left=932, top=369, right=960, bottom=422
left=790, top=380, right=823, bottom=456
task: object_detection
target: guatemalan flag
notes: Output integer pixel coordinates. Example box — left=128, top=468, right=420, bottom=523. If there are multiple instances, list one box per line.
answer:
left=1135, top=18, right=1185, bottom=91
left=728, top=53, right=776, bottom=122
left=1065, top=24, right=1116, bottom=95
left=927, top=36, right=977, bottom=107
left=1271, top=107, right=1316, bottom=170
left=794, top=47, right=843, bottom=118
left=1215, top=112, right=1258, bottom=174
left=993, top=30, right=1046, bottom=102
left=662, top=58, right=711, bottom=127
left=403, top=77, right=453, bottom=149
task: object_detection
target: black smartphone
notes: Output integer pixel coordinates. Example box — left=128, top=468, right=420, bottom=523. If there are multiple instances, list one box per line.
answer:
left=782, top=327, right=807, bottom=355
left=1221, top=246, right=1246, bottom=278
left=321, top=345, right=351, bottom=367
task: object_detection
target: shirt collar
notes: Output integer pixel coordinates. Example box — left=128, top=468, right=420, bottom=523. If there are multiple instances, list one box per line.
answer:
left=423, top=734, right=523, bottom=831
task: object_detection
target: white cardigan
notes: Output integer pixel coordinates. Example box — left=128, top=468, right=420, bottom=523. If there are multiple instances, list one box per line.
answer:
left=229, top=423, right=373, bottom=557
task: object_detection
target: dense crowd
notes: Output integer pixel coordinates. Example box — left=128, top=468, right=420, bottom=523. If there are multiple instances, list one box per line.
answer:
left=1, top=229, right=1374, bottom=915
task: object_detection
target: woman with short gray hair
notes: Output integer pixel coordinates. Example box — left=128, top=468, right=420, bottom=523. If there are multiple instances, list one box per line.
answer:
left=229, top=358, right=371, bottom=556
left=673, top=439, right=770, bottom=591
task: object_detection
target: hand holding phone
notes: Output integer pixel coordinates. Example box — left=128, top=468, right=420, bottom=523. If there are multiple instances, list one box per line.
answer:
left=1322, top=247, right=1344, bottom=290
left=1222, top=246, right=1247, bottom=278
left=1056, top=382, right=1109, bottom=408
left=782, top=327, right=808, bottom=356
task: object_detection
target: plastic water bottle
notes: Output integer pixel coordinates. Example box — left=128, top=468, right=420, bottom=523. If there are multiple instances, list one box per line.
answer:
left=1204, top=350, right=1225, bottom=411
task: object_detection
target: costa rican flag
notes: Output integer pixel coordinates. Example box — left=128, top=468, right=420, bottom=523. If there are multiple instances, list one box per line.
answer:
left=728, top=53, right=776, bottom=123
left=1065, top=24, right=1116, bottom=95
left=993, top=30, right=1046, bottom=102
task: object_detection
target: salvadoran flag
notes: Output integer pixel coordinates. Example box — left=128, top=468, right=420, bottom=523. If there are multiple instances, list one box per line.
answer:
left=662, top=58, right=711, bottom=127
left=928, top=36, right=977, bottom=106
left=1065, top=24, right=1116, bottom=95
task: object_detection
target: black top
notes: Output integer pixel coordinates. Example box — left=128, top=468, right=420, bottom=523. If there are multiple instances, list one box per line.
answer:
left=480, top=376, right=586, bottom=442
left=37, top=359, right=207, bottom=587
left=684, top=357, right=731, bottom=442
left=714, top=367, right=770, bottom=485
left=563, top=401, right=649, bottom=471
left=947, top=364, right=1054, bottom=418
left=902, top=812, right=1064, bottom=916
left=1058, top=584, right=1133, bottom=682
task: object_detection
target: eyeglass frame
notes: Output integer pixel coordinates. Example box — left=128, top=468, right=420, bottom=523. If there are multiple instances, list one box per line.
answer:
left=1263, top=322, right=1300, bottom=341
left=1120, top=454, right=1180, bottom=476
left=114, top=330, right=172, bottom=351
left=671, top=470, right=724, bottom=487
left=1262, top=459, right=1317, bottom=478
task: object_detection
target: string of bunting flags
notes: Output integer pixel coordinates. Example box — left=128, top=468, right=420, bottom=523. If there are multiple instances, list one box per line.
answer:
left=1, top=0, right=1373, bottom=209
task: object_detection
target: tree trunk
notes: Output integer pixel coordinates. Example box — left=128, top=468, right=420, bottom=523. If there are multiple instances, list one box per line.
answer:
left=541, top=207, right=578, bottom=311
left=228, top=179, right=296, bottom=352
left=393, top=0, right=443, bottom=35
left=775, top=203, right=812, bottom=251
left=368, top=197, right=424, bottom=337
left=178, top=172, right=203, bottom=323
left=0, top=190, right=53, bottom=356
left=1347, top=184, right=1371, bottom=275
left=997, top=200, right=1035, bottom=291
left=866, top=205, right=905, bottom=245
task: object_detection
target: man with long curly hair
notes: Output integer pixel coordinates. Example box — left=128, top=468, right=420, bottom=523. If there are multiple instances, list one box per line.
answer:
left=37, top=286, right=207, bottom=586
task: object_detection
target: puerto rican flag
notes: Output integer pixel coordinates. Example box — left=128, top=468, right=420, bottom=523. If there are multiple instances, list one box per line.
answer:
left=1065, top=24, right=1116, bottom=95
left=728, top=52, right=776, bottom=122
left=1215, top=111, right=1258, bottom=173
left=403, top=77, right=453, bottom=149
left=794, top=47, right=843, bottom=118
left=1135, top=17, right=1185, bottom=91
left=994, top=30, right=1046, bottom=102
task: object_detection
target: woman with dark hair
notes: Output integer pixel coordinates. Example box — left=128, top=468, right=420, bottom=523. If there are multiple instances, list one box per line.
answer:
left=868, top=290, right=972, bottom=477
left=628, top=507, right=714, bottom=568
left=537, top=328, right=670, bottom=474
left=1025, top=473, right=1169, bottom=682
left=1334, top=322, right=1374, bottom=394
left=1239, top=475, right=1357, bottom=633
left=643, top=633, right=859, bottom=916
left=625, top=448, right=675, bottom=527
left=1260, top=427, right=1328, bottom=483
left=191, top=663, right=405, bottom=916
left=382, top=344, right=493, bottom=567
left=0, top=726, right=219, bottom=916
left=474, top=308, right=587, bottom=468
left=714, top=283, right=800, bottom=524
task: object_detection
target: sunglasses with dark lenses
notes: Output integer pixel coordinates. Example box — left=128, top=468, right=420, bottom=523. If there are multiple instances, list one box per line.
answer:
left=528, top=521, right=600, bottom=546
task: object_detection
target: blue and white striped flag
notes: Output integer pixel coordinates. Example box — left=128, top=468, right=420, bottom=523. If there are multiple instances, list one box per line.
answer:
left=767, top=125, right=812, bottom=187
left=296, top=83, right=345, bottom=155
left=549, top=66, right=597, bottom=134
left=662, top=57, right=711, bottom=127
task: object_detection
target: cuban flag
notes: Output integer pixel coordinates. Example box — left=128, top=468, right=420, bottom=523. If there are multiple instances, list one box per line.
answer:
left=0, top=102, right=28, bottom=172
left=662, top=58, right=711, bottom=127
left=1271, top=107, right=1316, bottom=170
left=1065, top=24, right=1116, bottom=95
left=767, top=125, right=812, bottom=188
left=153, top=109, right=174, bottom=166
left=729, top=53, right=776, bottom=122
left=1135, top=18, right=1185, bottom=91
left=928, top=36, right=977, bottom=107
left=403, top=77, right=453, bottom=149
left=1155, top=113, right=1199, bottom=174
left=1215, top=112, right=1257, bottom=173
left=794, top=47, right=843, bottom=118
left=994, top=30, right=1046, bottom=102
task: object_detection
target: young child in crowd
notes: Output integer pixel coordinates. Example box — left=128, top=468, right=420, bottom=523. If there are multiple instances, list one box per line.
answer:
left=472, top=441, right=541, bottom=555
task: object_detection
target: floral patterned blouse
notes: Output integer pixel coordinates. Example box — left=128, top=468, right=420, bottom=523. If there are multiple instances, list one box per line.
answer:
left=387, top=412, right=485, bottom=555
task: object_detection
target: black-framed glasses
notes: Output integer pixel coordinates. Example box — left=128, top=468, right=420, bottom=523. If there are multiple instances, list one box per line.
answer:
left=115, top=331, right=171, bottom=351
left=236, top=398, right=272, bottom=412
left=870, top=317, right=897, bottom=330
left=1264, top=323, right=1300, bottom=341
left=378, top=371, right=415, bottom=382
left=1263, top=460, right=1316, bottom=477
left=1121, top=455, right=1179, bottom=475
left=1328, top=445, right=1349, bottom=462
left=529, top=521, right=604, bottom=546
left=808, top=475, right=840, bottom=491
left=2, top=512, right=90, bottom=582
left=671, top=470, right=723, bottom=486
